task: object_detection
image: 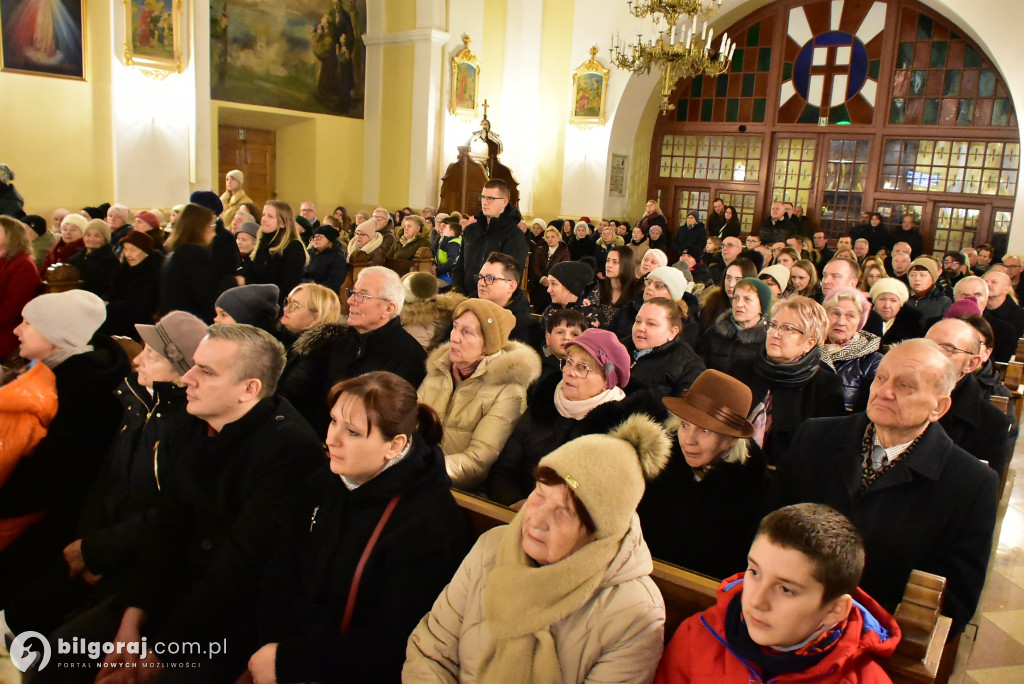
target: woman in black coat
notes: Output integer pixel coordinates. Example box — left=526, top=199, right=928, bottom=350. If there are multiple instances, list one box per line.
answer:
left=863, top=277, right=924, bottom=346
left=638, top=369, right=767, bottom=579
left=486, top=328, right=664, bottom=505
left=697, top=277, right=770, bottom=381
left=250, top=200, right=308, bottom=305
left=245, top=372, right=470, bottom=684
left=69, top=219, right=119, bottom=299
left=623, top=298, right=705, bottom=398
left=529, top=226, right=570, bottom=310
left=161, top=204, right=220, bottom=322
left=747, top=296, right=846, bottom=465
left=102, top=232, right=163, bottom=337
left=303, top=225, right=348, bottom=293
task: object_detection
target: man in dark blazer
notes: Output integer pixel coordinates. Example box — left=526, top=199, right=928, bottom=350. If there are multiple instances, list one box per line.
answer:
left=770, top=339, right=999, bottom=634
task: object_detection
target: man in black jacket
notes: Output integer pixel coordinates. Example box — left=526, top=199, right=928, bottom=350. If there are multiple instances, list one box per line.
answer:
left=451, top=179, right=528, bottom=297
left=769, top=339, right=998, bottom=635
left=34, top=324, right=324, bottom=682
left=476, top=251, right=542, bottom=350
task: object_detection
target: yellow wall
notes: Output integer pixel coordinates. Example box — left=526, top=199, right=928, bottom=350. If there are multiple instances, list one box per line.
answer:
left=532, top=0, right=575, bottom=218
left=0, top=1, right=114, bottom=216
left=628, top=89, right=661, bottom=221
left=376, top=43, right=415, bottom=208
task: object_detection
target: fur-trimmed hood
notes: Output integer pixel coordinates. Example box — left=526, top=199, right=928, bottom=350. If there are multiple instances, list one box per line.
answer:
left=291, top=322, right=348, bottom=357
left=426, top=339, right=542, bottom=389
left=401, top=292, right=467, bottom=329
left=712, top=309, right=766, bottom=343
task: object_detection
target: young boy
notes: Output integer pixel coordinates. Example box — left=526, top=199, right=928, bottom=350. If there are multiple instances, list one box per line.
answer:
left=656, top=504, right=901, bottom=683
left=540, top=309, right=588, bottom=378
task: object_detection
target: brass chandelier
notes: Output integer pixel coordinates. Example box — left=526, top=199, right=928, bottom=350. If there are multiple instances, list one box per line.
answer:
left=610, top=0, right=736, bottom=113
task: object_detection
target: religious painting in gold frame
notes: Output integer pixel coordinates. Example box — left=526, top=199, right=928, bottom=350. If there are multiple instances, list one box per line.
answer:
left=450, top=34, right=479, bottom=120
left=570, top=47, right=609, bottom=129
left=0, top=0, right=86, bottom=80
left=123, top=0, right=183, bottom=74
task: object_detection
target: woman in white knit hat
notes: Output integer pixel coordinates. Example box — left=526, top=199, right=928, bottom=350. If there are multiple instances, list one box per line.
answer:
left=405, top=416, right=671, bottom=683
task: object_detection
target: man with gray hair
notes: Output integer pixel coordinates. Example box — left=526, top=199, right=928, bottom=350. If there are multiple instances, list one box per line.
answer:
left=41, top=324, right=324, bottom=679
left=954, top=276, right=1015, bottom=363
left=926, top=318, right=1013, bottom=478
left=328, top=265, right=426, bottom=393
left=772, top=338, right=998, bottom=634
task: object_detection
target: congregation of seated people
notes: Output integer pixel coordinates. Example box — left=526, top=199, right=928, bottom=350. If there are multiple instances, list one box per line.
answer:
left=0, top=163, right=1017, bottom=683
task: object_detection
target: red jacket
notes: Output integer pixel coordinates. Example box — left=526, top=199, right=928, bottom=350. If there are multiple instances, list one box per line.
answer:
left=656, top=573, right=901, bottom=684
left=0, top=253, right=42, bottom=358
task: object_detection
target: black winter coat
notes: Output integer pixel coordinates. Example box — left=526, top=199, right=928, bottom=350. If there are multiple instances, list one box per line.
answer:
left=697, top=310, right=767, bottom=380
left=102, top=252, right=163, bottom=337
left=249, top=230, right=307, bottom=304
left=987, top=297, right=1024, bottom=340
left=278, top=324, right=348, bottom=438
left=486, top=373, right=665, bottom=505
left=161, top=243, right=219, bottom=322
left=638, top=440, right=768, bottom=579
left=506, top=289, right=542, bottom=350
left=905, top=285, right=951, bottom=324
left=671, top=223, right=707, bottom=259
left=452, top=203, right=528, bottom=296
left=863, top=307, right=924, bottom=346
left=326, top=316, right=427, bottom=395
left=257, top=439, right=470, bottom=683
left=611, top=291, right=701, bottom=350
left=121, top=396, right=323, bottom=678
left=624, top=335, right=705, bottom=399
left=982, top=308, right=1018, bottom=364
left=940, top=373, right=1013, bottom=478
left=69, top=244, right=118, bottom=299
left=889, top=226, right=924, bottom=258
left=303, top=244, right=348, bottom=292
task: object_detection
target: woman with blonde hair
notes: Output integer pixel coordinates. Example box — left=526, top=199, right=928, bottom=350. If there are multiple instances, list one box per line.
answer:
left=789, top=258, right=820, bottom=300
left=639, top=198, right=668, bottom=236
left=249, top=200, right=308, bottom=305
left=857, top=257, right=888, bottom=292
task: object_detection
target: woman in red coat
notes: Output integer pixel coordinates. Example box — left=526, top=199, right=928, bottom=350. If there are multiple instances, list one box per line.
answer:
left=0, top=217, right=42, bottom=361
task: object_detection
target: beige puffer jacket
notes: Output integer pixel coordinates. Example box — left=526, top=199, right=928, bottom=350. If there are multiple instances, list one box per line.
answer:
left=417, top=341, right=542, bottom=489
left=404, top=515, right=665, bottom=683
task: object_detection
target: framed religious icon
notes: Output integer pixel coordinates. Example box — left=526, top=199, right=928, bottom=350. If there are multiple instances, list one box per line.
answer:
left=0, top=0, right=86, bottom=80
left=570, top=47, right=609, bottom=129
left=449, top=34, right=479, bottom=120
left=123, top=0, right=183, bottom=74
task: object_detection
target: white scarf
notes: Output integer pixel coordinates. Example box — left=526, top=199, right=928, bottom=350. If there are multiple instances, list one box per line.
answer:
left=347, top=231, right=384, bottom=258
left=552, top=381, right=626, bottom=420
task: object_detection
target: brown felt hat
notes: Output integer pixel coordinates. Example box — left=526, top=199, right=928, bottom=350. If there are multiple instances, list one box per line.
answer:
left=662, top=369, right=755, bottom=438
left=453, top=298, right=515, bottom=355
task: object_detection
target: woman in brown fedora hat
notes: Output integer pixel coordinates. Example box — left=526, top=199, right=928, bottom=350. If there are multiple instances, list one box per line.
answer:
left=637, top=369, right=767, bottom=580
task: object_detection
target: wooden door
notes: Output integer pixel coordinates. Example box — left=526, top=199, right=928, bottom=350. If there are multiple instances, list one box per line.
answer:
left=217, top=126, right=276, bottom=207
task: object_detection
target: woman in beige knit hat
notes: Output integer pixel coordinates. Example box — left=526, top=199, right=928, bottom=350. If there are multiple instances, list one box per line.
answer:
left=405, top=416, right=671, bottom=683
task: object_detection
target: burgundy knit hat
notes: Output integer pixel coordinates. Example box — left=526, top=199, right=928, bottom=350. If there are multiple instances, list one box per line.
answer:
left=120, top=230, right=154, bottom=254
left=567, top=328, right=631, bottom=389
left=944, top=296, right=982, bottom=319
left=135, top=210, right=161, bottom=231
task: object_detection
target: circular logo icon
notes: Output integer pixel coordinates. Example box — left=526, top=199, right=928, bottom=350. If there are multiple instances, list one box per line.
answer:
left=10, top=631, right=51, bottom=673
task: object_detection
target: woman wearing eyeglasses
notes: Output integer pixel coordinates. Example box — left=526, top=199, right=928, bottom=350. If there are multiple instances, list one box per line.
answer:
left=823, top=287, right=883, bottom=412
left=347, top=217, right=387, bottom=267
left=747, top=296, right=845, bottom=465
left=486, top=328, right=662, bottom=506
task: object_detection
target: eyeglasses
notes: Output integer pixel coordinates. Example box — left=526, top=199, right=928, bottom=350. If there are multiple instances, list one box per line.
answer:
left=283, top=298, right=311, bottom=312
left=644, top=278, right=668, bottom=291
left=764, top=320, right=806, bottom=337
left=479, top=194, right=506, bottom=202
left=372, top=215, right=388, bottom=221
left=475, top=273, right=514, bottom=286
left=936, top=342, right=975, bottom=356
left=560, top=357, right=594, bottom=378
left=346, top=289, right=384, bottom=304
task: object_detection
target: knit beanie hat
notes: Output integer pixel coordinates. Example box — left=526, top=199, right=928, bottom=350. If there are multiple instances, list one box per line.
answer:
left=215, top=284, right=281, bottom=329
left=647, top=266, right=688, bottom=301
left=538, top=415, right=670, bottom=539
left=945, top=296, right=982, bottom=319
left=135, top=210, right=161, bottom=231
left=314, top=225, right=340, bottom=243
left=548, top=261, right=595, bottom=298
left=189, top=190, right=223, bottom=216
left=869, top=277, right=909, bottom=305
left=736, top=277, right=772, bottom=317
left=60, top=213, right=88, bottom=231
left=453, top=298, right=516, bottom=355
left=402, top=271, right=438, bottom=303
left=910, top=256, right=939, bottom=284
left=823, top=286, right=871, bottom=330
left=647, top=249, right=669, bottom=268
left=84, top=218, right=111, bottom=244
left=236, top=221, right=260, bottom=239
left=226, top=169, right=244, bottom=184
left=120, top=230, right=154, bottom=254
left=759, top=264, right=790, bottom=293
left=567, top=328, right=631, bottom=389
left=356, top=218, right=379, bottom=236
left=135, top=311, right=209, bottom=376
left=22, top=291, right=106, bottom=352
left=23, top=215, right=47, bottom=236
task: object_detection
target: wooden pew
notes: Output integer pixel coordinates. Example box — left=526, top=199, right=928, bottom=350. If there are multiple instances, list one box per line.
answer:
left=451, top=490, right=952, bottom=684
left=43, top=262, right=82, bottom=293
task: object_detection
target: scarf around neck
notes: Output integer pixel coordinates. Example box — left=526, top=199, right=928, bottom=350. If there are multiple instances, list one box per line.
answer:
left=754, top=346, right=831, bottom=387
left=347, top=230, right=384, bottom=257
left=478, top=514, right=621, bottom=683
left=552, top=381, right=625, bottom=420
left=825, top=330, right=880, bottom=362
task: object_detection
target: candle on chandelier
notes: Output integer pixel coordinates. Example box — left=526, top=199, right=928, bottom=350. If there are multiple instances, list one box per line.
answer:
left=670, top=25, right=676, bottom=45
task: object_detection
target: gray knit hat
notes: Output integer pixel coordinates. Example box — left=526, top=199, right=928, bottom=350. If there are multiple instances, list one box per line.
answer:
left=136, top=311, right=209, bottom=376
left=216, top=284, right=281, bottom=329
left=237, top=221, right=260, bottom=239
left=21, top=291, right=106, bottom=352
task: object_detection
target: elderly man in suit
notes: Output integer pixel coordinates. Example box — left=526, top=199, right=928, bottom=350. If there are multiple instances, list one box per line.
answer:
left=770, top=338, right=998, bottom=634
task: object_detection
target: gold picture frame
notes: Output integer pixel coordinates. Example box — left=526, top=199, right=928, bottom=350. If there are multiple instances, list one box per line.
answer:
left=449, top=34, right=479, bottom=120
left=0, top=0, right=87, bottom=80
left=123, top=0, right=184, bottom=75
left=570, top=47, right=609, bottom=129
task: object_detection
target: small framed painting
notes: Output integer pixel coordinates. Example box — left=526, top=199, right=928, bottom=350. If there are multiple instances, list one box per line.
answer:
left=0, top=0, right=86, bottom=80
left=123, top=0, right=183, bottom=74
left=570, top=47, right=609, bottom=129
left=450, top=34, right=479, bottom=120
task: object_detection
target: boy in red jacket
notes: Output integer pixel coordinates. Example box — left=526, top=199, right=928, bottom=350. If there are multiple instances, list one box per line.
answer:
left=656, top=503, right=901, bottom=683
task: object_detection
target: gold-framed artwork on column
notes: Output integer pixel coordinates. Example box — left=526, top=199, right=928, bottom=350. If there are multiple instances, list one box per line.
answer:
left=570, top=47, right=609, bottom=129
left=450, top=34, right=479, bottom=121
left=123, top=0, right=184, bottom=77
left=0, top=0, right=87, bottom=80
